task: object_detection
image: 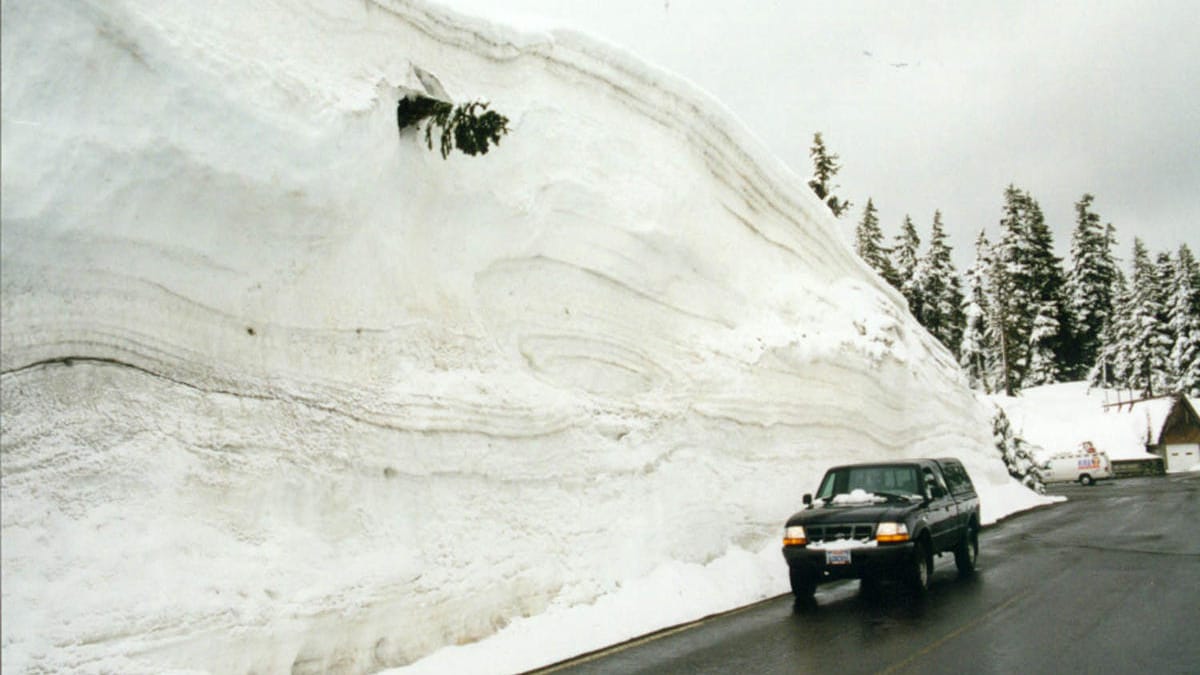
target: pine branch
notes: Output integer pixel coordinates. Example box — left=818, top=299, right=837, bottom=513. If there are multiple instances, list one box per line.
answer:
left=397, top=94, right=511, bottom=159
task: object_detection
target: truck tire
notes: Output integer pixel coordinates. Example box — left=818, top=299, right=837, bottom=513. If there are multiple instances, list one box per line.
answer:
left=906, top=539, right=932, bottom=592
left=1079, top=474, right=1094, bottom=486
left=789, top=567, right=816, bottom=604
left=954, top=525, right=979, bottom=576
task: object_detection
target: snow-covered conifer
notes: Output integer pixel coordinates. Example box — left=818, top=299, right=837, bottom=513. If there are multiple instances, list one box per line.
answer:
left=1025, top=301, right=1062, bottom=386
left=987, top=186, right=1034, bottom=394
left=960, top=229, right=994, bottom=391
left=1168, top=245, right=1200, bottom=395
left=1092, top=267, right=1131, bottom=388
left=807, top=133, right=851, bottom=217
left=1066, top=194, right=1118, bottom=379
left=1121, top=239, right=1173, bottom=396
left=854, top=198, right=900, bottom=287
left=892, top=214, right=924, bottom=321
left=917, top=210, right=964, bottom=357
left=987, top=185, right=1068, bottom=392
left=1021, top=193, right=1070, bottom=381
left=991, top=406, right=1042, bottom=492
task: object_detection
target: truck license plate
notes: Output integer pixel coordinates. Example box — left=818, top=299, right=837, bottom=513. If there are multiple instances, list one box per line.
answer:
left=826, top=550, right=851, bottom=565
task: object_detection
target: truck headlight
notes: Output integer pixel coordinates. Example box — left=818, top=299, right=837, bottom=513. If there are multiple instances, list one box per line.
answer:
left=783, top=525, right=807, bottom=546
left=876, top=522, right=910, bottom=543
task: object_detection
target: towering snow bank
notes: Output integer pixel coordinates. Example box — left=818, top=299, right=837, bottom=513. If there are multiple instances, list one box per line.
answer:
left=1, top=0, right=1046, bottom=671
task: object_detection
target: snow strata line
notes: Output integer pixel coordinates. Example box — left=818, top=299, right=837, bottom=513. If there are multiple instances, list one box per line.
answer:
left=0, top=356, right=234, bottom=394
left=0, top=356, right=575, bottom=440
left=484, top=254, right=737, bottom=329
left=523, top=594, right=784, bottom=675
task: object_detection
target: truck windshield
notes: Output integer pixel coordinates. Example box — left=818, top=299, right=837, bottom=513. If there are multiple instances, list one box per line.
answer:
left=817, top=465, right=921, bottom=500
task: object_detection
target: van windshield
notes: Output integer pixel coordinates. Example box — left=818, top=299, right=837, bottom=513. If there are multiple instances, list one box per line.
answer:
left=817, top=465, right=921, bottom=500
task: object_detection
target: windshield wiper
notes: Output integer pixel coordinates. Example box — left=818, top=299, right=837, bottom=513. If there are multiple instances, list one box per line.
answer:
left=872, top=491, right=918, bottom=502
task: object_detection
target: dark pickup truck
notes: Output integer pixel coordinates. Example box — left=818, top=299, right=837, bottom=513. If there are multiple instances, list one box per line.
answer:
left=781, top=458, right=980, bottom=605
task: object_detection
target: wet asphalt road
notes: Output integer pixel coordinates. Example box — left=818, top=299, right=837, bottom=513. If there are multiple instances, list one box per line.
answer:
left=538, top=474, right=1200, bottom=675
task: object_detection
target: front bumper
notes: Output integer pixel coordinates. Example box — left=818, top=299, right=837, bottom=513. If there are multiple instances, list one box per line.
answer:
left=782, top=542, right=916, bottom=582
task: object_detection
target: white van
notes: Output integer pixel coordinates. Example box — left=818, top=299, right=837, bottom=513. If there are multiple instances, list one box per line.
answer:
left=1037, top=442, right=1114, bottom=486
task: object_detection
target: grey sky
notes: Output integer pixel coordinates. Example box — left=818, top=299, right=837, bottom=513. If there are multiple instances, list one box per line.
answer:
left=435, top=0, right=1199, bottom=270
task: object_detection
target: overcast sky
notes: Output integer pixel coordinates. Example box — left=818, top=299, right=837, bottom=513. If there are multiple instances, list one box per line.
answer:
left=433, top=0, right=1199, bottom=270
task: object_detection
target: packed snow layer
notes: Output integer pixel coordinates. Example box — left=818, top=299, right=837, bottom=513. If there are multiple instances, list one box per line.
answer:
left=993, top=382, right=1166, bottom=461
left=1, top=0, right=1048, bottom=671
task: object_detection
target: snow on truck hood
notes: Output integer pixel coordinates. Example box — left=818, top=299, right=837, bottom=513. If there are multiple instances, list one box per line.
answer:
left=0, top=0, right=1052, bottom=672
left=829, top=488, right=917, bottom=506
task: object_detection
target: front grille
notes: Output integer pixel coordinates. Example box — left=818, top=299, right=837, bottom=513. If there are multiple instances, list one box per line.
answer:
left=808, top=523, right=874, bottom=542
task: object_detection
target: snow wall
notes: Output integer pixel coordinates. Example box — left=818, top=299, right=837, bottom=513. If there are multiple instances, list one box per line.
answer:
left=0, top=0, right=1045, bottom=671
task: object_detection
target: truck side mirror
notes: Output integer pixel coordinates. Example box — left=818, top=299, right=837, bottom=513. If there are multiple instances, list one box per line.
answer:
left=803, top=493, right=813, bottom=506
left=930, top=485, right=946, bottom=499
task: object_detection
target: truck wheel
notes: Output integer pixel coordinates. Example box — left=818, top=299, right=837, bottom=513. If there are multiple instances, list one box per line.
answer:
left=954, top=526, right=979, bottom=576
left=907, top=539, right=932, bottom=592
left=1079, top=474, right=1094, bottom=486
left=789, top=568, right=816, bottom=605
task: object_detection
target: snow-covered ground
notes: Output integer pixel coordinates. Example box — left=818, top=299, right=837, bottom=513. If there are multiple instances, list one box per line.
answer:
left=993, top=382, right=1168, bottom=461
left=1, top=1, right=1050, bottom=672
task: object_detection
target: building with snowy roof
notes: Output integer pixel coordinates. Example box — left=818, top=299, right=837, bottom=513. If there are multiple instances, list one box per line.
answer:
left=1105, top=394, right=1200, bottom=473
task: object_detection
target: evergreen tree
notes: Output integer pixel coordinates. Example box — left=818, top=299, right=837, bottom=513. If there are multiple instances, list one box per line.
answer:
left=807, top=132, right=852, bottom=217
left=1187, top=245, right=1200, bottom=312
left=992, top=407, right=1043, bottom=492
left=1154, top=251, right=1179, bottom=386
left=917, top=211, right=965, bottom=357
left=892, top=215, right=924, bottom=320
left=1155, top=251, right=1176, bottom=305
left=987, top=185, right=1068, bottom=392
left=1066, top=194, right=1118, bottom=379
left=1091, top=267, right=1130, bottom=388
left=960, top=229, right=995, bottom=391
left=1020, top=193, right=1071, bottom=381
left=1122, top=239, right=1173, bottom=396
left=1168, top=245, right=1200, bottom=395
left=854, top=198, right=900, bottom=286
left=987, top=185, right=1034, bottom=394
left=1089, top=223, right=1126, bottom=387
left=1025, top=301, right=1062, bottom=385
left=1156, top=251, right=1180, bottom=392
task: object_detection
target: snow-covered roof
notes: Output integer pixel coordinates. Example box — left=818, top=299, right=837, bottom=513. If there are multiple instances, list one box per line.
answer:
left=1107, top=396, right=1178, bottom=446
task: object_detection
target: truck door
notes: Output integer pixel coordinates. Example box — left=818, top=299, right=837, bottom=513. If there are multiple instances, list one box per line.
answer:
left=923, top=466, right=957, bottom=550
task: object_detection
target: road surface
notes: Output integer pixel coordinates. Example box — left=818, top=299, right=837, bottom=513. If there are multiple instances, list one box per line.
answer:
left=537, top=474, right=1200, bottom=674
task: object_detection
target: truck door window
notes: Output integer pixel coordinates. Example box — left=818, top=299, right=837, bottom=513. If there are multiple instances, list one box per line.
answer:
left=941, top=463, right=969, bottom=495
left=923, top=468, right=948, bottom=498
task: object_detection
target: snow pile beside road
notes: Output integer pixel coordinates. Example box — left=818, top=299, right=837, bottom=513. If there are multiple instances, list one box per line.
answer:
left=1, top=0, right=1049, bottom=671
left=393, top=543, right=787, bottom=675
